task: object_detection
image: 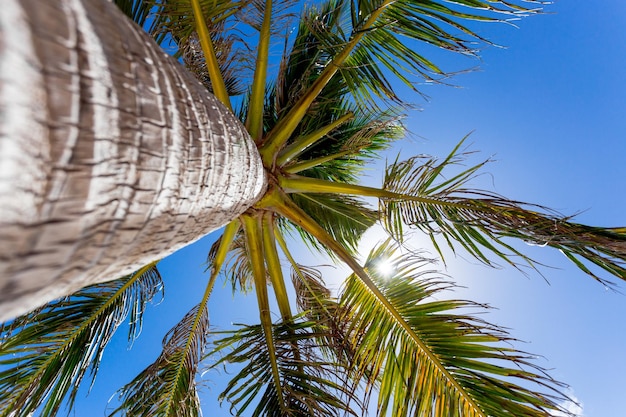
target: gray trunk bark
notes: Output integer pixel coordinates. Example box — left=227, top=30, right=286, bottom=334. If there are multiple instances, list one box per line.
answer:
left=0, top=0, right=267, bottom=322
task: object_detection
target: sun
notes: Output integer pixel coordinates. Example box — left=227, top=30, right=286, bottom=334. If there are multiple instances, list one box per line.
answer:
left=375, top=258, right=395, bottom=278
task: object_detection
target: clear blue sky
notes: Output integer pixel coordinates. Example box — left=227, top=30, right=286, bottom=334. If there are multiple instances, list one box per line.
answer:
left=73, top=2, right=626, bottom=416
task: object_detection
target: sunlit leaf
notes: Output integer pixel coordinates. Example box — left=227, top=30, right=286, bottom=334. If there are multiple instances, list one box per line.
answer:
left=381, top=140, right=626, bottom=283
left=338, top=241, right=572, bottom=416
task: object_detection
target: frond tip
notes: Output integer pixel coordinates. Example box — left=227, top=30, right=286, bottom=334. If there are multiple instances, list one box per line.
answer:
left=110, top=303, right=209, bottom=417
left=381, top=140, right=626, bottom=284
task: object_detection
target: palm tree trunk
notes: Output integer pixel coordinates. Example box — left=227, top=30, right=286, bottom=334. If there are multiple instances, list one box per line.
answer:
left=0, top=0, right=267, bottom=321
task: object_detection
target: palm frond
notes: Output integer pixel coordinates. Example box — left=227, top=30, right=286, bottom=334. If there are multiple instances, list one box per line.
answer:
left=338, top=240, right=572, bottom=417
left=112, top=221, right=239, bottom=416
left=338, top=0, right=543, bottom=106
left=111, top=303, right=209, bottom=417
left=269, top=11, right=402, bottom=165
left=289, top=193, right=378, bottom=258
left=0, top=264, right=162, bottom=417
left=286, top=106, right=404, bottom=182
left=274, top=193, right=572, bottom=416
left=261, top=0, right=544, bottom=154
left=291, top=264, right=332, bottom=318
left=381, top=140, right=626, bottom=283
left=269, top=0, right=344, bottom=119
left=209, top=318, right=361, bottom=416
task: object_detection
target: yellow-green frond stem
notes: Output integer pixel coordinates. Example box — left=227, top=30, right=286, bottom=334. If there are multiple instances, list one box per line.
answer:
left=284, top=149, right=357, bottom=174
left=264, top=221, right=311, bottom=413
left=279, top=175, right=467, bottom=209
left=262, top=212, right=292, bottom=321
left=273, top=193, right=488, bottom=417
left=241, top=213, right=285, bottom=409
left=189, top=0, right=231, bottom=109
left=273, top=227, right=296, bottom=270
left=245, top=0, right=273, bottom=142
left=276, top=112, right=354, bottom=167
left=274, top=228, right=333, bottom=320
left=210, top=220, right=240, bottom=277
left=259, top=0, right=394, bottom=159
left=253, top=184, right=286, bottom=210
left=279, top=175, right=381, bottom=196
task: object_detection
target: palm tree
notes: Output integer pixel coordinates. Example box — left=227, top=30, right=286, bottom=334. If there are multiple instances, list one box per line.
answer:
left=1, top=0, right=626, bottom=416
left=0, top=0, right=267, bottom=321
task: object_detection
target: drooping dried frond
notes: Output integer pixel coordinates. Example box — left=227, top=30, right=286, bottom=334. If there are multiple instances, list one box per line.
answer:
left=148, top=0, right=248, bottom=40
left=338, top=241, right=573, bottom=417
left=0, top=264, right=162, bottom=417
left=208, top=230, right=259, bottom=293
left=291, top=264, right=331, bottom=315
left=209, top=318, right=362, bottom=416
left=290, top=264, right=357, bottom=365
left=179, top=29, right=246, bottom=95
left=111, top=303, right=209, bottom=417
left=381, top=139, right=626, bottom=284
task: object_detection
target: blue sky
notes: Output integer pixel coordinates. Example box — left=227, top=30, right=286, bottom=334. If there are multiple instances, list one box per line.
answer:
left=71, top=1, right=626, bottom=416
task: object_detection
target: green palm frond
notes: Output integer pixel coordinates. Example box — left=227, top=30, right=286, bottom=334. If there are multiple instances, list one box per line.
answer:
left=111, top=303, right=209, bottom=417
left=261, top=0, right=543, bottom=156
left=337, top=0, right=542, bottom=105
left=381, top=140, right=626, bottom=283
left=210, top=318, right=361, bottom=416
left=338, top=240, right=571, bottom=417
left=270, top=0, right=345, bottom=117
left=0, top=264, right=162, bottom=417
left=290, top=193, right=378, bottom=257
left=285, top=107, right=404, bottom=181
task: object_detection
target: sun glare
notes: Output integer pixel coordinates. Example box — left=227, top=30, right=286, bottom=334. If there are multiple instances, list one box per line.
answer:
left=375, top=258, right=395, bottom=278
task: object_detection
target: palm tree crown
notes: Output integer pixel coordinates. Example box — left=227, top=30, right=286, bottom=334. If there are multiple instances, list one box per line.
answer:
left=2, top=0, right=625, bottom=416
